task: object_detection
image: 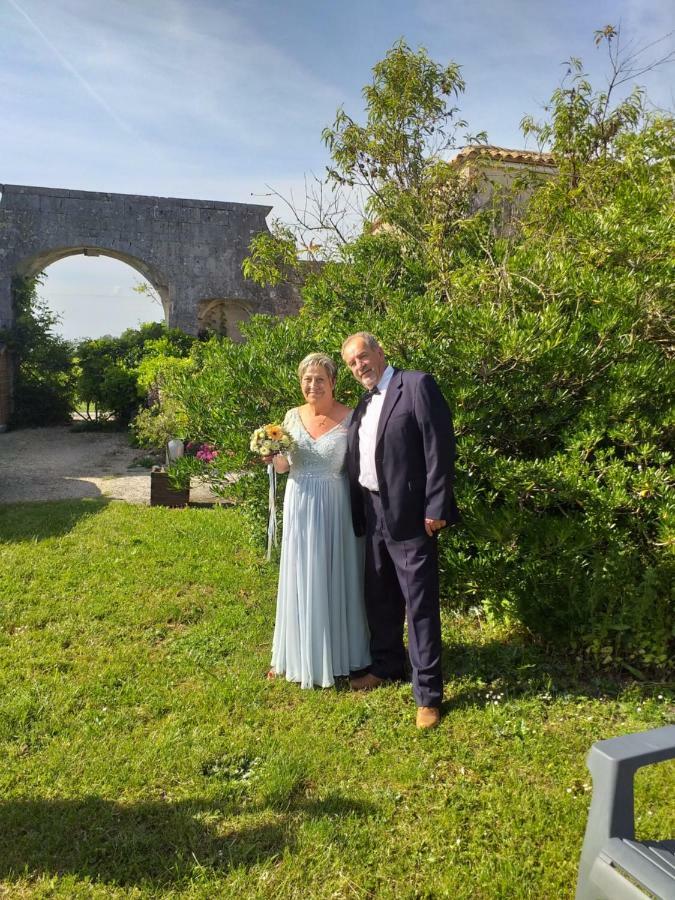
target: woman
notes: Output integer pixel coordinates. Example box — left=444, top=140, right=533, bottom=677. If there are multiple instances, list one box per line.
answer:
left=268, top=352, right=371, bottom=688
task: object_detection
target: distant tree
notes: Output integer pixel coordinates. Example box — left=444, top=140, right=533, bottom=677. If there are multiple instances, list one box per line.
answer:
left=0, top=275, right=74, bottom=426
left=74, top=322, right=195, bottom=426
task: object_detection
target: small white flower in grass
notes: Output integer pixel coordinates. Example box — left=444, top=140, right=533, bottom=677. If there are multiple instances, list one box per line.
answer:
left=657, top=694, right=664, bottom=700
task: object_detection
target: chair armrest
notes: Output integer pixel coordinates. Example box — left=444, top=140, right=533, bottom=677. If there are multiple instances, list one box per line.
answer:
left=586, top=726, right=675, bottom=841
left=589, top=726, right=675, bottom=770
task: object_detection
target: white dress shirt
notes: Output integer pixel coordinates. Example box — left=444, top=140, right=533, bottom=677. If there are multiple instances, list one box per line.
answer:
left=358, top=365, right=395, bottom=491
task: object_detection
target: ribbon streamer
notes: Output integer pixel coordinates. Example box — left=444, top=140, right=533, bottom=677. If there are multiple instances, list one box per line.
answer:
left=266, top=462, right=278, bottom=561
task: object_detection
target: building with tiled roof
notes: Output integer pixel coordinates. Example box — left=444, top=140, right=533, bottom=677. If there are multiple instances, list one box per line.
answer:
left=369, top=145, right=558, bottom=237
left=451, top=145, right=558, bottom=223
left=451, top=145, right=556, bottom=170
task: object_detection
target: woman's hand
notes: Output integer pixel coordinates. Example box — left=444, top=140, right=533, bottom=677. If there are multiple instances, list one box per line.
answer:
left=261, top=453, right=290, bottom=473
left=272, top=454, right=290, bottom=474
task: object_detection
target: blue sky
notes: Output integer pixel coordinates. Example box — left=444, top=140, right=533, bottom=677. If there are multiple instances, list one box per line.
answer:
left=2, top=0, right=673, bottom=339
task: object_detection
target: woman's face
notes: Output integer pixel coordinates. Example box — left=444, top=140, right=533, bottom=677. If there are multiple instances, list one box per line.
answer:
left=300, top=365, right=334, bottom=404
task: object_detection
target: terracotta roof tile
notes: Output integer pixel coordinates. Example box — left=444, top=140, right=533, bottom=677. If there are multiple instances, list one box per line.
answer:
left=452, top=145, right=556, bottom=168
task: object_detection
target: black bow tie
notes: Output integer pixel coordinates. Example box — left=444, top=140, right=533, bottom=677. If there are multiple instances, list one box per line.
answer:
left=363, top=386, right=380, bottom=404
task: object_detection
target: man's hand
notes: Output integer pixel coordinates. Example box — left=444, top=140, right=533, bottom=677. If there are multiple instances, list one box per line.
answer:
left=424, top=518, right=446, bottom=537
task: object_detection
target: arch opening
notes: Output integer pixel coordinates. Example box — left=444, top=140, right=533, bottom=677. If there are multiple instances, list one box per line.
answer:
left=15, top=246, right=170, bottom=341
left=197, top=299, right=251, bottom=342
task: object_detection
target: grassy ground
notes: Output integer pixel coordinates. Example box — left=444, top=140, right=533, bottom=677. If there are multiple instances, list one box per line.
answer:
left=0, top=500, right=672, bottom=899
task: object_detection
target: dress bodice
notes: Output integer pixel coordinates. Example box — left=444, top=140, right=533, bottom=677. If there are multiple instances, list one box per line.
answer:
left=284, top=407, right=352, bottom=479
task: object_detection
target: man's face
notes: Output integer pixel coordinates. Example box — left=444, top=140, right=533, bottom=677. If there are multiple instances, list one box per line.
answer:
left=342, top=338, right=387, bottom=390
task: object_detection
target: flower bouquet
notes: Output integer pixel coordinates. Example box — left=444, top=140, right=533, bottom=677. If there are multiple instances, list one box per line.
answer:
left=250, top=423, right=294, bottom=559
left=249, top=423, right=293, bottom=458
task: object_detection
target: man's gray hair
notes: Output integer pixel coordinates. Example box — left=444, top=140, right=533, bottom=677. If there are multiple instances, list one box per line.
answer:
left=297, top=352, right=338, bottom=382
left=340, top=332, right=382, bottom=357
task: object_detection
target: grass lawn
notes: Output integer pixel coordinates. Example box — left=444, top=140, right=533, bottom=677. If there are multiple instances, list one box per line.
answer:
left=0, top=500, right=672, bottom=899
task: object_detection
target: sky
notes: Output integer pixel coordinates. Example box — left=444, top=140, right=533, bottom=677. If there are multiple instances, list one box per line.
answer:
left=2, top=0, right=673, bottom=340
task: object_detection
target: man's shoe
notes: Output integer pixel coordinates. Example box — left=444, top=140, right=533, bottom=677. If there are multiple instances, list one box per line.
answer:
left=416, top=706, right=441, bottom=729
left=349, top=672, right=386, bottom=691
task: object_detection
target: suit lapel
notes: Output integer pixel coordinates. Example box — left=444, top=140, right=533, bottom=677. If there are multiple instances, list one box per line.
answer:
left=376, top=368, right=403, bottom=447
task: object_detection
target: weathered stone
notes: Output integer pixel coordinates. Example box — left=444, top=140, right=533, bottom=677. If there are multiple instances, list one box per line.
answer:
left=0, top=183, right=301, bottom=427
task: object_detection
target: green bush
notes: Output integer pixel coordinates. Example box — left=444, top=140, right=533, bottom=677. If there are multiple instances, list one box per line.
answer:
left=74, top=323, right=195, bottom=426
left=155, top=41, right=674, bottom=671
left=1, top=276, right=75, bottom=426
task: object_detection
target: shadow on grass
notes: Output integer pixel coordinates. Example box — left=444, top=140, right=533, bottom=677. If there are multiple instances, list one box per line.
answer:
left=0, top=794, right=375, bottom=886
left=440, top=629, right=653, bottom=713
left=0, top=499, right=110, bottom=543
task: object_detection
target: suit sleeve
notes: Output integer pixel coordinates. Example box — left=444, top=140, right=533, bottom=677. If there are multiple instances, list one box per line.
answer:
left=414, top=374, right=455, bottom=522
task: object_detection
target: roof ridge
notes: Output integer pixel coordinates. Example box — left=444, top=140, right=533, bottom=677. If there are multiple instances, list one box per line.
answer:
left=453, top=145, right=556, bottom=167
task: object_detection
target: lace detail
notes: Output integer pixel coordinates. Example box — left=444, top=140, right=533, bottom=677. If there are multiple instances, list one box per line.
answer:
left=284, top=407, right=352, bottom=479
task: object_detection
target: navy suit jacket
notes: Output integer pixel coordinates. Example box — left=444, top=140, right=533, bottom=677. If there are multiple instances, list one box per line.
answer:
left=347, top=369, right=459, bottom=541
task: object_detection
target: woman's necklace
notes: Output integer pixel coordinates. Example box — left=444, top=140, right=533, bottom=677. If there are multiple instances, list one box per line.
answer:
left=312, top=403, right=334, bottom=429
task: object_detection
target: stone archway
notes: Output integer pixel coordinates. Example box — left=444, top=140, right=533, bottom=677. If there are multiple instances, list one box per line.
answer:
left=197, top=298, right=252, bottom=342
left=0, top=183, right=301, bottom=427
left=17, top=245, right=172, bottom=322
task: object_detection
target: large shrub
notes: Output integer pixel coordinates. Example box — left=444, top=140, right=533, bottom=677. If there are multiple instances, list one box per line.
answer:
left=74, top=322, right=195, bottom=426
left=1, top=276, right=75, bottom=426
left=156, top=40, right=674, bottom=671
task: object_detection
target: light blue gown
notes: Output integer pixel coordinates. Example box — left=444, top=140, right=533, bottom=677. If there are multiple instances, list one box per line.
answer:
left=271, top=407, right=371, bottom=688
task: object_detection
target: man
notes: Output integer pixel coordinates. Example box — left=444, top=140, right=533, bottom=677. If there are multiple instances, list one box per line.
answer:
left=341, top=332, right=458, bottom=729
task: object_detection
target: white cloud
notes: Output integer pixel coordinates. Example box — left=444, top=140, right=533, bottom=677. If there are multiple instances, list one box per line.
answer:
left=6, top=0, right=343, bottom=154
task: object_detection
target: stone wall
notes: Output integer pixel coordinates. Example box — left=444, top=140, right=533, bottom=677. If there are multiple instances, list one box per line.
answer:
left=0, top=183, right=301, bottom=427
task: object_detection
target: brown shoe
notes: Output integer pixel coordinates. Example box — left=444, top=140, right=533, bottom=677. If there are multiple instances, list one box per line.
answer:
left=416, top=706, right=441, bottom=729
left=349, top=672, right=386, bottom=691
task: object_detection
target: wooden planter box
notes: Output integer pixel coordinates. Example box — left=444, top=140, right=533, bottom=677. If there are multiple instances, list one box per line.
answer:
left=150, top=469, right=189, bottom=508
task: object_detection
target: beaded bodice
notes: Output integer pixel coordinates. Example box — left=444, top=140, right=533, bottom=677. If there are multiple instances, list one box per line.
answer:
left=284, top=407, right=352, bottom=479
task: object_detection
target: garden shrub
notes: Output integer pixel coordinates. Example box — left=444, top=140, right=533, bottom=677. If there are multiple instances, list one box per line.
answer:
left=1, top=276, right=74, bottom=426
left=74, top=322, right=195, bottom=426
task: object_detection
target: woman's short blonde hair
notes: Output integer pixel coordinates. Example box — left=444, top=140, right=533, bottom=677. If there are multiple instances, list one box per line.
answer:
left=297, top=352, right=338, bottom=382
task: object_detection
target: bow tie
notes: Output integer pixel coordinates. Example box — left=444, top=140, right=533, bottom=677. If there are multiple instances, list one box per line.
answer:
left=363, top=386, right=380, bottom=404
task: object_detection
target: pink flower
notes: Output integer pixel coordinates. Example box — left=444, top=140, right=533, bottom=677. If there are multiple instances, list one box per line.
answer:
left=196, top=445, right=219, bottom=463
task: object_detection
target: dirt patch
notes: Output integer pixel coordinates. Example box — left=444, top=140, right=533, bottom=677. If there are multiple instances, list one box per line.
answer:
left=0, top=427, right=219, bottom=505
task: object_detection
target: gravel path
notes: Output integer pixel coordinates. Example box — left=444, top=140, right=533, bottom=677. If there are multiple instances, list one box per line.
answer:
left=0, top=426, right=218, bottom=505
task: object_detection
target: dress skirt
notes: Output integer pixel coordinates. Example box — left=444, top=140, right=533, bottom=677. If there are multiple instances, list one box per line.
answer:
left=271, top=472, right=371, bottom=688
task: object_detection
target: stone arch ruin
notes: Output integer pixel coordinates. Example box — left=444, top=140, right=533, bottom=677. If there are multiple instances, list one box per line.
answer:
left=0, top=183, right=300, bottom=428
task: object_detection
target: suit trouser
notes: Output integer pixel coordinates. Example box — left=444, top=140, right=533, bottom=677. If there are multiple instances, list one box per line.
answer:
left=363, top=489, right=443, bottom=708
